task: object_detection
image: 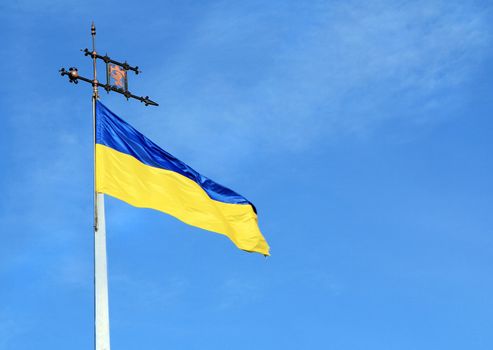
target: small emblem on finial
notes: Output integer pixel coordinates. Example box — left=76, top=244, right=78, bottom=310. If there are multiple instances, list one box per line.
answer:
left=108, top=64, right=127, bottom=89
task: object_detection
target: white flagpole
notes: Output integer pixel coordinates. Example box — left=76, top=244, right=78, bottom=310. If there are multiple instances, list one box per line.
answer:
left=92, top=22, right=111, bottom=350
left=94, top=192, right=110, bottom=350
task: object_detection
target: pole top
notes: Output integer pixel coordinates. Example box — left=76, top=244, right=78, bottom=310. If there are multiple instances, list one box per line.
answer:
left=60, top=23, right=158, bottom=106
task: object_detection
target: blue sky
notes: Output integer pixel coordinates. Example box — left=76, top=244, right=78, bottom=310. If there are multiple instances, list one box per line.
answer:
left=1, top=0, right=492, bottom=349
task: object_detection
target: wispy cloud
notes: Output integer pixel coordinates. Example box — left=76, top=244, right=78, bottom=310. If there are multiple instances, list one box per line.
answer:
left=142, top=0, right=490, bottom=168
left=111, top=273, right=189, bottom=310
left=216, top=277, right=263, bottom=310
left=0, top=310, right=29, bottom=350
left=0, top=94, right=92, bottom=286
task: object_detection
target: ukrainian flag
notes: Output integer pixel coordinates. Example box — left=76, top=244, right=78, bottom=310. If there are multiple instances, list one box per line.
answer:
left=95, top=101, right=270, bottom=255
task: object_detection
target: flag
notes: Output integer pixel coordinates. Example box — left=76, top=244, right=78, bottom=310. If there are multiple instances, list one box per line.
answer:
left=95, top=101, right=270, bottom=255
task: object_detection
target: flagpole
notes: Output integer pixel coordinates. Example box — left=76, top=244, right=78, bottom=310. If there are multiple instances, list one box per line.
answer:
left=91, top=22, right=111, bottom=350
left=60, top=22, right=157, bottom=350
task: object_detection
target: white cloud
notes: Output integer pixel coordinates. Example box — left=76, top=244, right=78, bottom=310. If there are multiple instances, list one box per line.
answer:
left=216, top=277, right=263, bottom=310
left=142, top=0, right=490, bottom=166
left=0, top=311, right=29, bottom=350
left=111, top=273, right=189, bottom=310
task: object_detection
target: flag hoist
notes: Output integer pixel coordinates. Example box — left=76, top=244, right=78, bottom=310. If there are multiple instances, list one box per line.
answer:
left=60, top=23, right=269, bottom=350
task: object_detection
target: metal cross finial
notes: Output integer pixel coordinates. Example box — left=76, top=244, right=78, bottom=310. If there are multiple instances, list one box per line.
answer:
left=60, top=24, right=158, bottom=106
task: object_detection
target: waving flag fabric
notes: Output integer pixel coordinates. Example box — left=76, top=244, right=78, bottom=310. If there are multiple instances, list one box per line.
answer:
left=95, top=101, right=270, bottom=255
